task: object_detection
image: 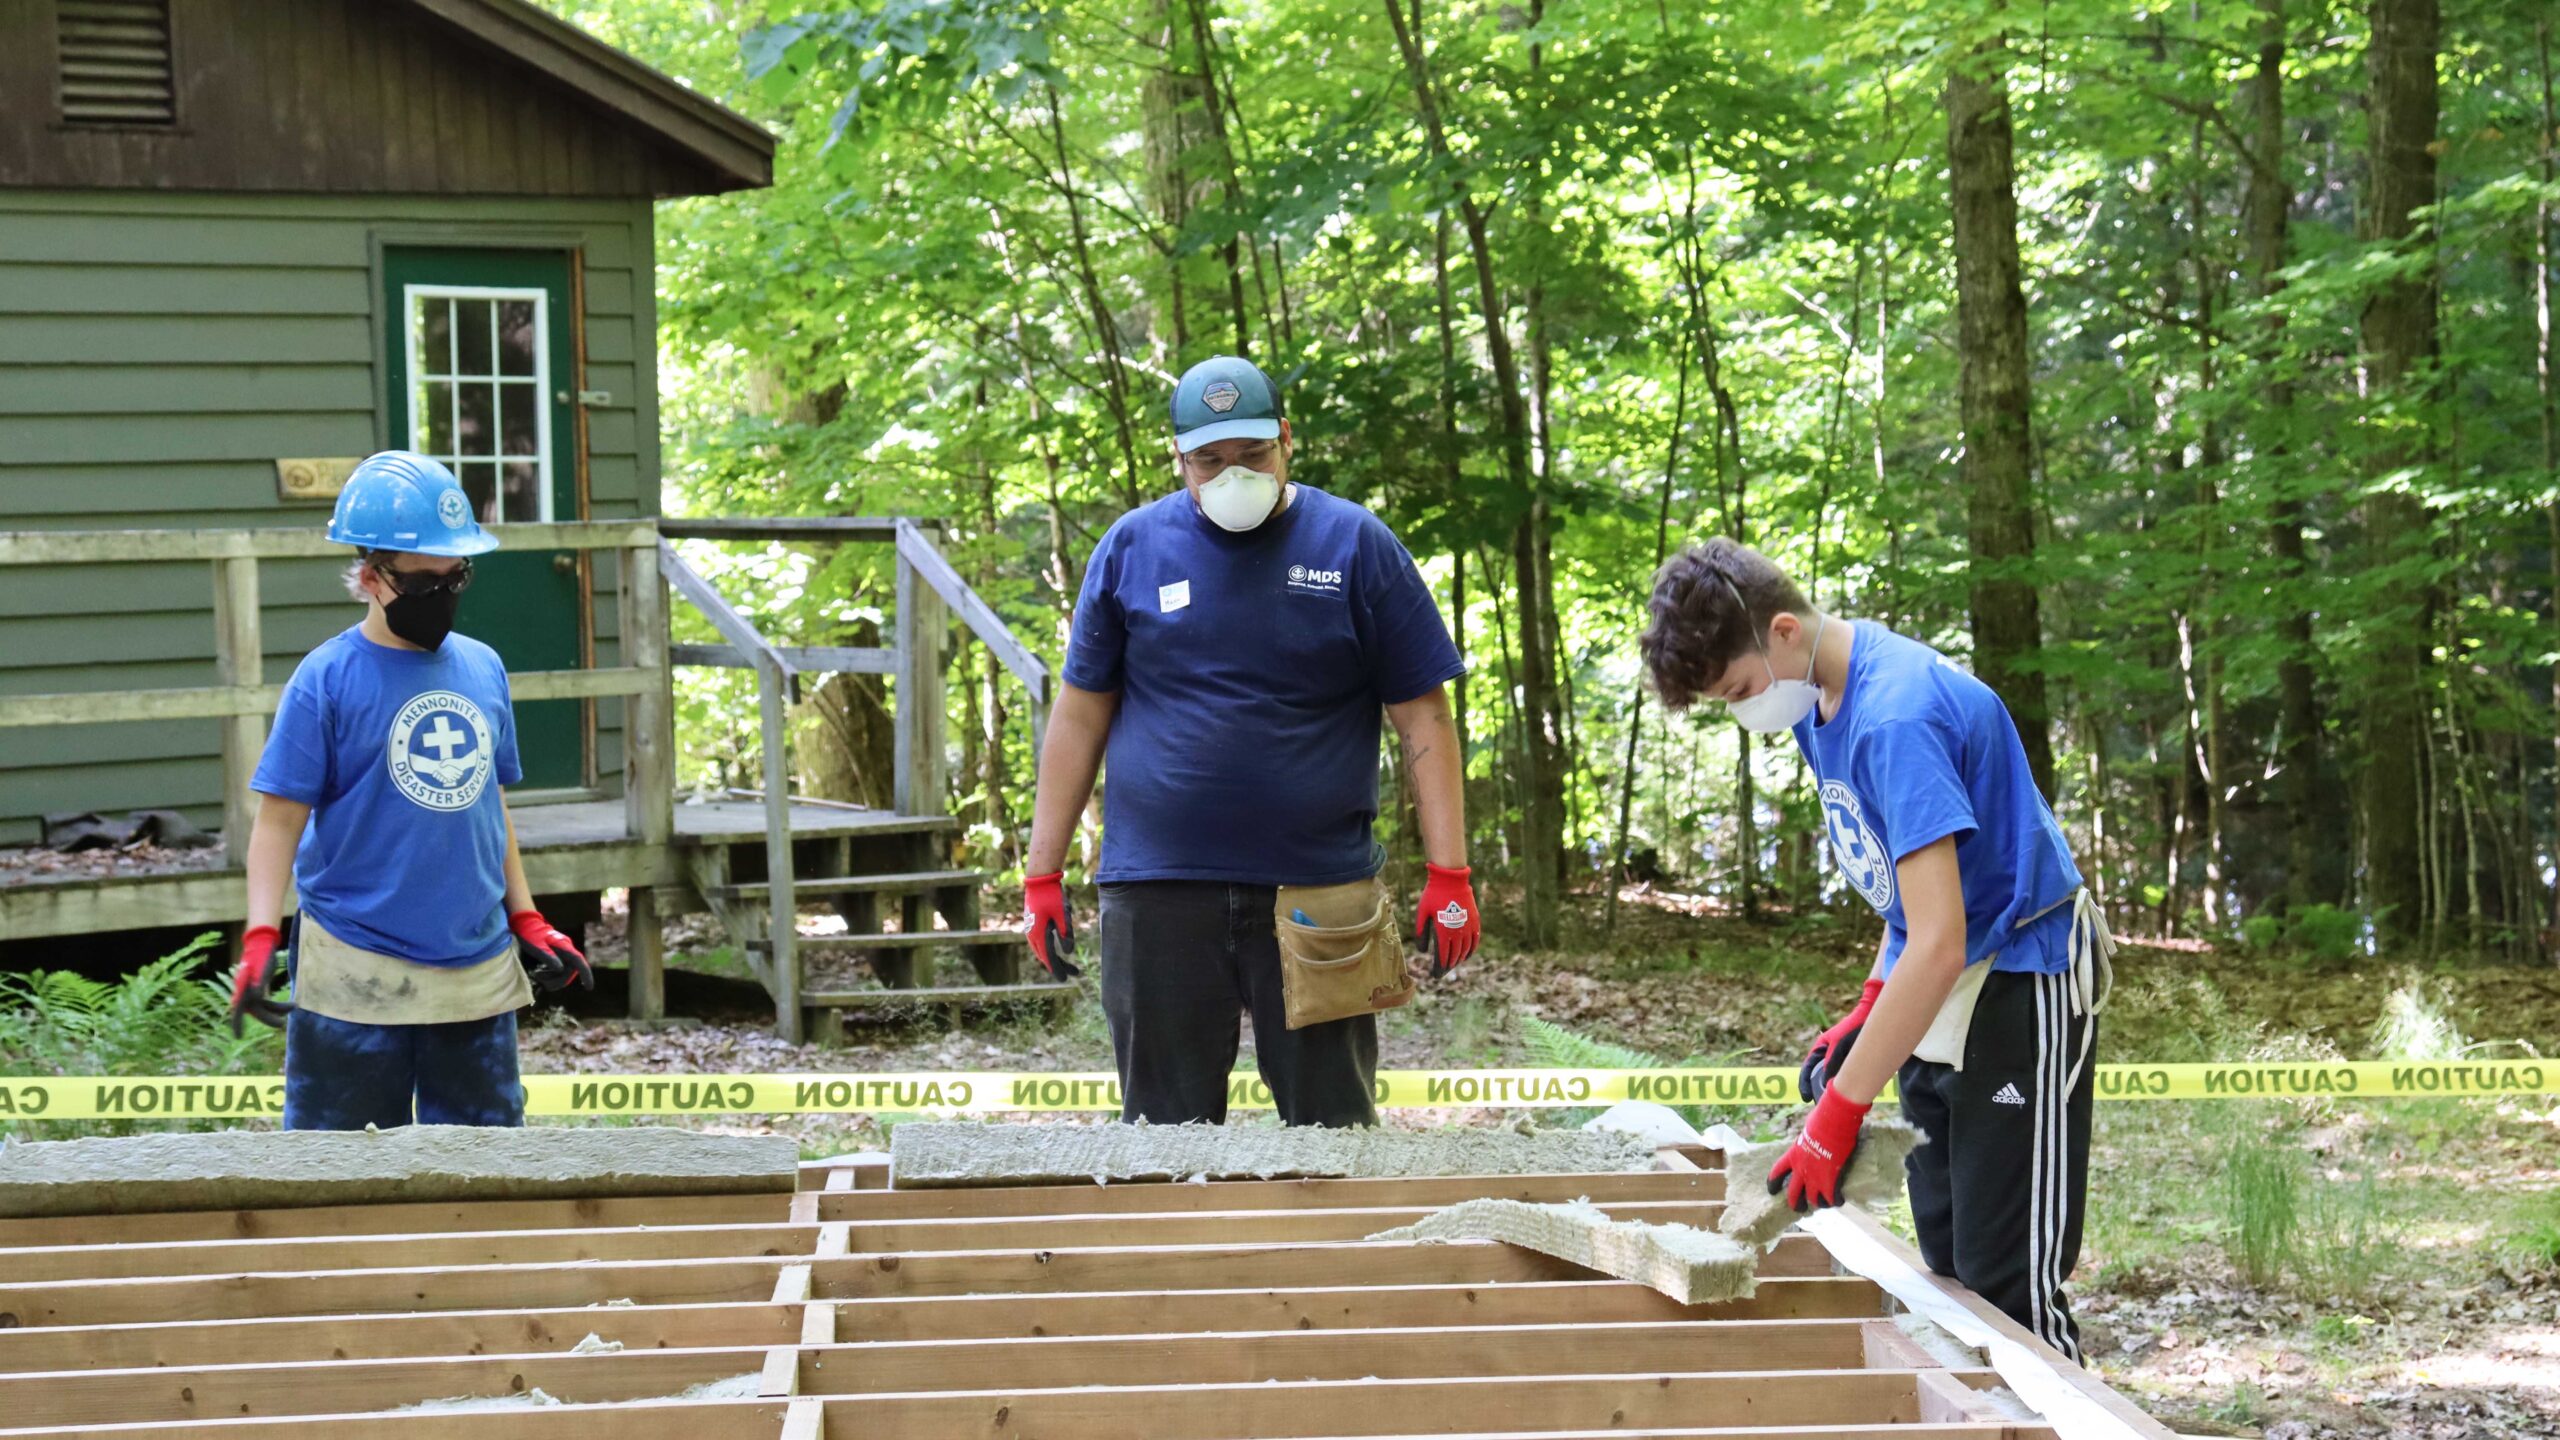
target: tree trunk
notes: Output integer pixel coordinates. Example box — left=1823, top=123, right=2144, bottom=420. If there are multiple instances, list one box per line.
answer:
left=1385, top=0, right=1561, bottom=945
left=1945, top=40, right=2056, bottom=800
left=2535, top=18, right=2559, bottom=958
left=2357, top=0, right=2441, bottom=946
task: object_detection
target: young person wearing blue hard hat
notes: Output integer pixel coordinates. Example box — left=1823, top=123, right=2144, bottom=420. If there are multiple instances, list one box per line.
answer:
left=1640, top=538, right=2114, bottom=1361
left=1020, top=356, right=1480, bottom=1127
left=227, top=450, right=592, bottom=1129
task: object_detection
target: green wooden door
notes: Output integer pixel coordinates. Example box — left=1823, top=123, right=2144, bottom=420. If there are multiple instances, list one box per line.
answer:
left=383, top=246, right=585, bottom=790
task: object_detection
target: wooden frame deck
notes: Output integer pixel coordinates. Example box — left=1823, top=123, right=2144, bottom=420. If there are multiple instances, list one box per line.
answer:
left=0, top=1146, right=2175, bottom=1438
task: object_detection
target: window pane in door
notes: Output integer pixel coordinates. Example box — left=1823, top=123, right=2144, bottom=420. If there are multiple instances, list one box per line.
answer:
left=500, top=382, right=538, bottom=458
left=502, top=462, right=541, bottom=522
left=420, top=381, right=454, bottom=454
left=499, top=301, right=536, bottom=376
left=420, top=299, right=452, bottom=377
left=458, top=462, right=498, bottom=523
left=457, top=298, right=494, bottom=375
left=458, top=382, right=494, bottom=454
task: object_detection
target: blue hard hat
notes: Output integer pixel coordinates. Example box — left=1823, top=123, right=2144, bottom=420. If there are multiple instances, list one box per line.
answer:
left=325, top=451, right=499, bottom=557
left=1169, top=355, right=1283, bottom=452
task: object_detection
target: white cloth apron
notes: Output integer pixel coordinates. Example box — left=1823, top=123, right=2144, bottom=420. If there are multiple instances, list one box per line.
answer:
left=1911, top=887, right=2114, bottom=1083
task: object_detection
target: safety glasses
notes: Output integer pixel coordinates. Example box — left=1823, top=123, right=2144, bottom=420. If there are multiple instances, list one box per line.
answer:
left=370, top=558, right=473, bottom=597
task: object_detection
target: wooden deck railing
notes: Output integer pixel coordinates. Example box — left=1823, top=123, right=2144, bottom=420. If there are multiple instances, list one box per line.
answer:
left=0, top=521, right=672, bottom=872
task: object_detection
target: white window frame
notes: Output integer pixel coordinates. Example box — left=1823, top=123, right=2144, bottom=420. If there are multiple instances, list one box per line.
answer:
left=402, top=282, right=553, bottom=524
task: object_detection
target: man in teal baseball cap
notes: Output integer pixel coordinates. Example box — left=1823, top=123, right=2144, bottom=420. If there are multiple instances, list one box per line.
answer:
left=229, top=450, right=591, bottom=1131
left=1022, top=356, right=1484, bottom=1127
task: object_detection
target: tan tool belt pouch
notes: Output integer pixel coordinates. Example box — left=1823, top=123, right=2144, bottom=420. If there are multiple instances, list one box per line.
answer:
left=1273, top=875, right=1414, bottom=1031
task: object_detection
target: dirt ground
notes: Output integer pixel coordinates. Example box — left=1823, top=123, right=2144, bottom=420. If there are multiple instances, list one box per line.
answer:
left=507, top=885, right=2560, bottom=1440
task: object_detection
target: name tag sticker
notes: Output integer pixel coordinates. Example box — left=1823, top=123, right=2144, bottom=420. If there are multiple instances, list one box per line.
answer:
left=1159, top=580, right=1191, bottom=613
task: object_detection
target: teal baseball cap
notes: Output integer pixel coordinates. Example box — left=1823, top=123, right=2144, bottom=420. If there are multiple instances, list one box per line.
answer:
left=1169, top=355, right=1283, bottom=452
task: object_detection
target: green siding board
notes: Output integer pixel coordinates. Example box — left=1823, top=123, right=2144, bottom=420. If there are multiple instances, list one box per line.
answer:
left=0, top=316, right=377, bottom=366
left=0, top=413, right=381, bottom=466
left=0, top=365, right=377, bottom=417
left=0, top=195, right=653, bottom=839
left=0, top=557, right=350, bottom=619
left=0, top=265, right=374, bottom=317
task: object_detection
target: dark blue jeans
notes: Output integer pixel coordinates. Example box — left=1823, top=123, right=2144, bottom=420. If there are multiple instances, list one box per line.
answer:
left=282, top=1008, right=525, bottom=1130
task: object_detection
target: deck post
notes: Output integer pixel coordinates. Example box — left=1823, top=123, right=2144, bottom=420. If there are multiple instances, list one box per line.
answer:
left=621, top=539, right=674, bottom=1020
left=210, top=556, right=263, bottom=870
left=892, top=523, right=949, bottom=819
left=757, top=652, right=800, bottom=1042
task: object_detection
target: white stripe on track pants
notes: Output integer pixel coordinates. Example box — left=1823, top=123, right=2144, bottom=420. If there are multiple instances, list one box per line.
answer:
left=1894, top=967, right=2095, bottom=1362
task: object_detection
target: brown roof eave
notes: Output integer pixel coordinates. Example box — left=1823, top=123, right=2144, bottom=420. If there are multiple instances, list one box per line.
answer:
left=403, top=0, right=776, bottom=194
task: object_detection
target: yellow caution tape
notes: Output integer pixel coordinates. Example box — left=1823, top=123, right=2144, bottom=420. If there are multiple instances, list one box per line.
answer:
left=0, top=1061, right=2550, bottom=1120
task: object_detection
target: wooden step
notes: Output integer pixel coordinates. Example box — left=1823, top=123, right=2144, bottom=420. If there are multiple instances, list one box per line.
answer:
left=802, top=983, right=1078, bottom=1008
left=718, top=868, right=988, bottom=901
left=747, top=928, right=1020, bottom=953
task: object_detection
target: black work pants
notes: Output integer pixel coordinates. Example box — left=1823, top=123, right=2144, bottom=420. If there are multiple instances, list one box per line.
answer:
left=1896, top=967, right=2096, bottom=1362
left=1097, top=880, right=1378, bottom=1127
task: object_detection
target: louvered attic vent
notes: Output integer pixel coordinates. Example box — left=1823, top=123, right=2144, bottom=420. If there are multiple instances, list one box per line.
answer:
left=57, top=0, right=175, bottom=126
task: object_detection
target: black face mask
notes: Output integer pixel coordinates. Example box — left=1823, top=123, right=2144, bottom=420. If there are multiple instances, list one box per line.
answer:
left=382, top=588, right=461, bottom=650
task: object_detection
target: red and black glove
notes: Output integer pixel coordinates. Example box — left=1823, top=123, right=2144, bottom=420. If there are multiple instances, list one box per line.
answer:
left=1800, top=977, right=1885, bottom=1102
left=1415, top=863, right=1481, bottom=977
left=228, top=924, right=293, bottom=1036
left=511, top=910, right=592, bottom=992
left=1023, top=872, right=1082, bottom=979
left=1769, top=1085, right=1872, bottom=1213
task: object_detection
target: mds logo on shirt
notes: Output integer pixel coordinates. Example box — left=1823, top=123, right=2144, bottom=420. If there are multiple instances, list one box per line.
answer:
left=1285, top=562, right=1345, bottom=594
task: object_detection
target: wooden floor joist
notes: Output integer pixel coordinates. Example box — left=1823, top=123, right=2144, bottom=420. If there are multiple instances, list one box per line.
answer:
left=0, top=1145, right=2176, bottom=1440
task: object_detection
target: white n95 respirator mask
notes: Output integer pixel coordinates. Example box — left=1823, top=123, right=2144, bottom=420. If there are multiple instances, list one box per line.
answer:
left=1195, top=465, right=1281, bottom=532
left=1727, top=611, right=1826, bottom=733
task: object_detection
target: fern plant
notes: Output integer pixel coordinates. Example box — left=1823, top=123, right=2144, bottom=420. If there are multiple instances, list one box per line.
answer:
left=0, top=932, right=280, bottom=1136
left=1519, top=1015, right=1771, bottom=1139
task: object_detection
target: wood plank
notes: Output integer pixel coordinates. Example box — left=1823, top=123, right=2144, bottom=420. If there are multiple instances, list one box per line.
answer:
left=801, top=1319, right=1869, bottom=1394
left=0, top=1191, right=786, bottom=1251
left=0, top=1400, right=791, bottom=1440
left=894, top=520, right=1046, bottom=700
left=0, top=1302, right=798, bottom=1375
left=799, top=983, right=1078, bottom=1007
left=825, top=1200, right=1728, bottom=1255
left=829, top=1170, right=1721, bottom=1220
left=809, top=1370, right=1959, bottom=1439
left=0, top=1236, right=1831, bottom=1329
left=658, top=518, right=905, bottom=541
left=0, top=521, right=656, bottom=565
left=0, top=666, right=645, bottom=728
left=758, top=653, right=799, bottom=1044
left=0, top=1221, right=816, bottom=1284
left=720, top=869, right=987, bottom=900
left=765, top=928, right=1021, bottom=952
left=503, top=666, right=654, bottom=702
left=656, top=539, right=787, bottom=674
left=672, top=642, right=896, bottom=675
left=11, top=1345, right=773, bottom=1427
left=209, top=556, right=262, bottom=865
left=829, top=1277, right=1885, bottom=1342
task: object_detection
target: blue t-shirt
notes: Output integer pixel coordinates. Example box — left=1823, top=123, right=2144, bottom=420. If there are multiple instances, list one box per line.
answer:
left=250, top=627, right=523, bottom=966
left=1063, top=486, right=1466, bottom=885
left=1792, top=622, right=2082, bottom=975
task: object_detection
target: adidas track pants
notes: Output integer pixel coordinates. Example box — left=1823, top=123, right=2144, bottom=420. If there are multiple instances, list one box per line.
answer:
left=1894, top=967, right=2096, bottom=1361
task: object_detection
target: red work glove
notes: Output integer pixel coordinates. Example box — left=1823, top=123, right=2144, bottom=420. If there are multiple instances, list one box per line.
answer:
left=1023, top=872, right=1082, bottom=979
left=228, top=924, right=293, bottom=1036
left=511, top=910, right=593, bottom=992
left=1800, top=977, right=1885, bottom=1102
left=1415, top=863, right=1481, bottom=977
left=1769, top=1085, right=1872, bottom=1213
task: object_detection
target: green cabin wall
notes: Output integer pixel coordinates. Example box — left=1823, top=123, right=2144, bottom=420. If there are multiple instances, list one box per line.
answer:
left=0, top=189, right=662, bottom=846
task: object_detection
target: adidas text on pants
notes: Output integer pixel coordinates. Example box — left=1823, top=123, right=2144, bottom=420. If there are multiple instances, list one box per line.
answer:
left=1895, top=968, right=2095, bottom=1361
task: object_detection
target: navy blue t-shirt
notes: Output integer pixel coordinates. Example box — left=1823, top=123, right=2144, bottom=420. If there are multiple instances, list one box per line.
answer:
left=250, top=627, right=523, bottom=966
left=1063, top=486, right=1466, bottom=885
left=1792, top=623, right=2082, bottom=975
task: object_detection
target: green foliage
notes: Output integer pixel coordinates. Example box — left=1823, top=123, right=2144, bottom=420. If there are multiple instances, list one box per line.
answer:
left=0, top=934, right=280, bottom=1136
left=2511, top=1195, right=2560, bottom=1273
left=2286, top=906, right=2367, bottom=967
left=2220, top=1135, right=2301, bottom=1291
left=2370, top=981, right=2472, bottom=1062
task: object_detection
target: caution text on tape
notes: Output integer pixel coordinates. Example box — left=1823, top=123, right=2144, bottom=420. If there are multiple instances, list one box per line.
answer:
left=0, top=1061, right=2550, bottom=1120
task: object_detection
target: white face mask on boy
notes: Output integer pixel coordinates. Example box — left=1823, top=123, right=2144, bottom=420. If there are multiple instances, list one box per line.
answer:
left=1723, top=582, right=1825, bottom=734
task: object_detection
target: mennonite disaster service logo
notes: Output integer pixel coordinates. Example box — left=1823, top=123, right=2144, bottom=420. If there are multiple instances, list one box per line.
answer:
left=1820, top=779, right=1895, bottom=912
left=1203, top=380, right=1241, bottom=412
left=387, top=692, right=497, bottom=811
left=438, top=487, right=472, bottom=529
